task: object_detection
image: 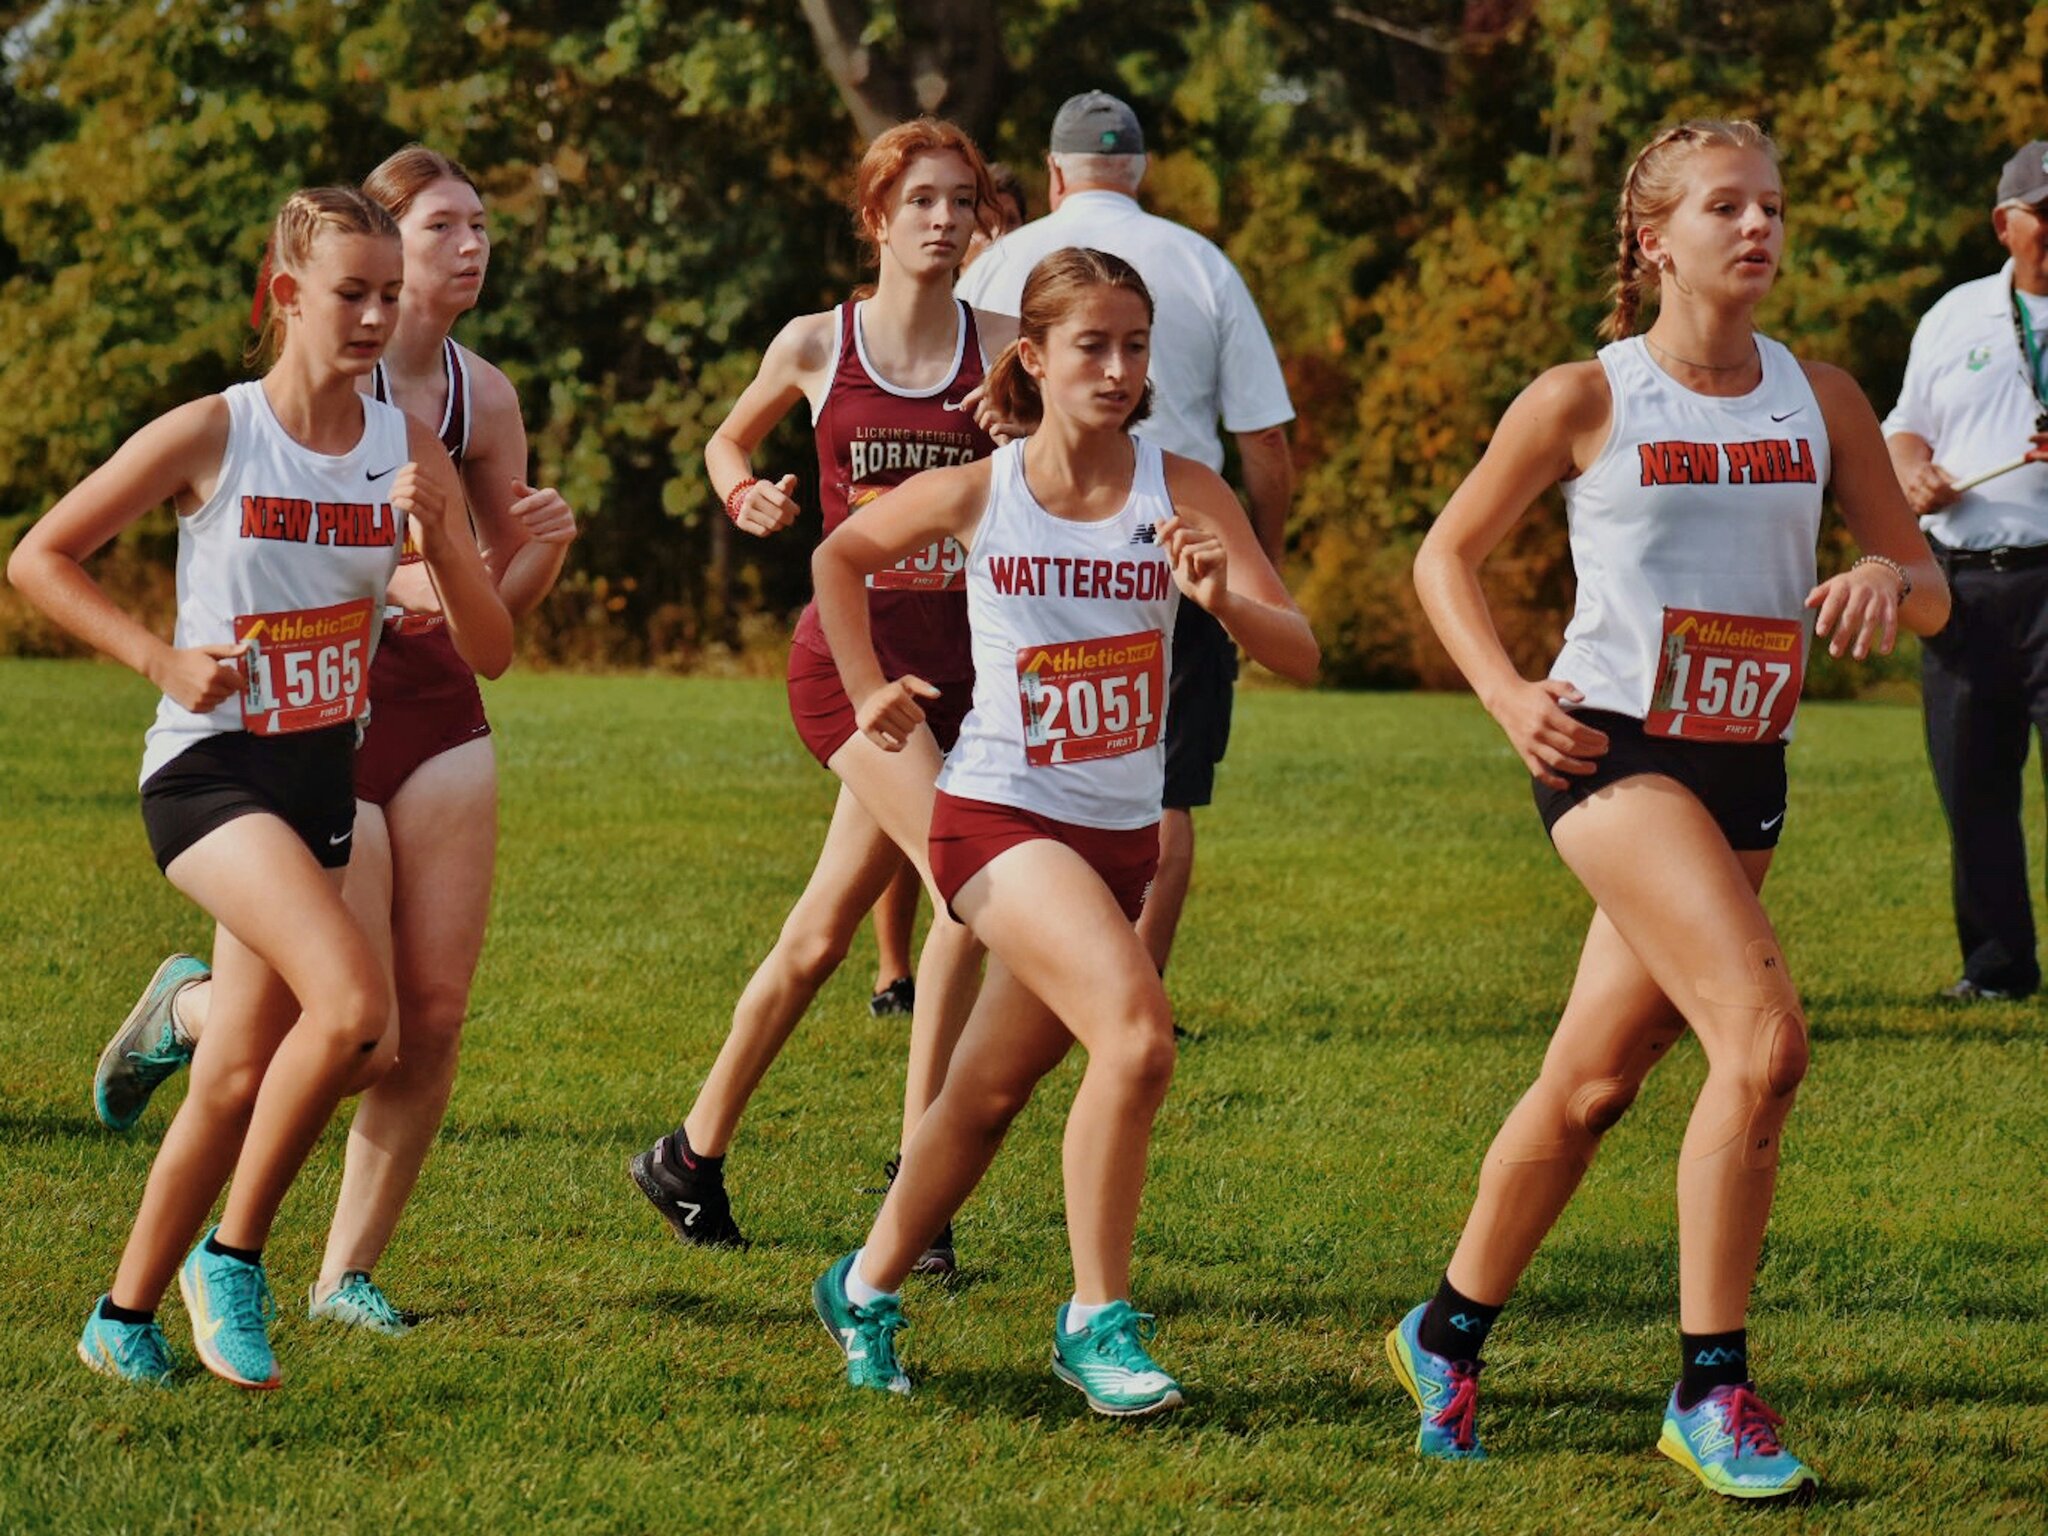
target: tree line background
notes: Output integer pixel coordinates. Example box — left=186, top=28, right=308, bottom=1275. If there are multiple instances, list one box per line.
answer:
left=2, top=0, right=2042, bottom=689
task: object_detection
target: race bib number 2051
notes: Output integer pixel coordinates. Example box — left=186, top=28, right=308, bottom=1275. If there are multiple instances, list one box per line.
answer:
left=236, top=598, right=374, bottom=736
left=1017, top=629, right=1165, bottom=766
left=1645, top=607, right=1803, bottom=744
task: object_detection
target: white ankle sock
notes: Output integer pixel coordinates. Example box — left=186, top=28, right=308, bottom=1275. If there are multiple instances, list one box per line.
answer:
left=1065, top=1297, right=1119, bottom=1334
left=845, top=1248, right=896, bottom=1309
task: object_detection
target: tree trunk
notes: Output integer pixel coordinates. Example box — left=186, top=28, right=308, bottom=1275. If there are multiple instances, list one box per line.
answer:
left=797, top=0, right=1003, bottom=142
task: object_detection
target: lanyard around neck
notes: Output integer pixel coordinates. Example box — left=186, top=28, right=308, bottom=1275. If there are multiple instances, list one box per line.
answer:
left=2007, top=275, right=2048, bottom=426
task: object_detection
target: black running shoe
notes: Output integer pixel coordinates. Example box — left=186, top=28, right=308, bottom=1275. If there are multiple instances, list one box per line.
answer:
left=869, top=1158, right=958, bottom=1278
left=628, top=1136, right=747, bottom=1249
left=869, top=976, right=916, bottom=1018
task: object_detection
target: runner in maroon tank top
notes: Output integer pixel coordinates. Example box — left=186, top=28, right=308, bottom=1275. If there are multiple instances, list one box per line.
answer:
left=92, top=147, right=578, bottom=1335
left=628, top=118, right=1018, bottom=1274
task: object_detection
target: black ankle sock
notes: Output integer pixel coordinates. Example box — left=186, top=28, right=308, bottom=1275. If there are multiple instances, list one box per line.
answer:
left=1677, top=1329, right=1749, bottom=1410
left=203, top=1232, right=263, bottom=1267
left=666, top=1128, right=722, bottom=1176
left=99, top=1296, right=155, bottom=1326
left=1418, top=1274, right=1502, bottom=1362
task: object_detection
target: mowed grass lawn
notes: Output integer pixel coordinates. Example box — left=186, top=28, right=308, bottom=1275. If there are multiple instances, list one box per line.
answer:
left=2, top=658, right=2045, bottom=1535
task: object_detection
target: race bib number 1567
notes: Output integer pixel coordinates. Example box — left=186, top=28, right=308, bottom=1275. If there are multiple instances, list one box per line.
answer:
left=1645, top=607, right=1803, bottom=744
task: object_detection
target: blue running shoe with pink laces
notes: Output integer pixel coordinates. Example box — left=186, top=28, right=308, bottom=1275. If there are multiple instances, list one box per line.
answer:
left=1386, top=1301, right=1486, bottom=1460
left=1658, top=1383, right=1817, bottom=1500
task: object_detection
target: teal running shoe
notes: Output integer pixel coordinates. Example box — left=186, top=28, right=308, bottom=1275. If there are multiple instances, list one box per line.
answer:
left=1658, top=1383, right=1817, bottom=1500
left=308, top=1271, right=415, bottom=1337
left=178, top=1229, right=280, bottom=1390
left=94, top=954, right=208, bottom=1130
left=811, top=1252, right=910, bottom=1395
left=1051, top=1301, right=1184, bottom=1418
left=1386, top=1301, right=1486, bottom=1460
left=77, top=1297, right=174, bottom=1385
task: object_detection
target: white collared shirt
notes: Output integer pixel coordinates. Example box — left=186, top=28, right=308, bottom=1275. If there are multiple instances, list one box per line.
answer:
left=955, top=190, right=1293, bottom=472
left=1882, top=258, right=2048, bottom=549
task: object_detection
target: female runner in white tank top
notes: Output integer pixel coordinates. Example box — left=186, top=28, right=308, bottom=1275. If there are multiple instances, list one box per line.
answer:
left=626, top=119, right=1019, bottom=1268
left=803, top=248, right=1317, bottom=1416
left=93, top=147, right=578, bottom=1337
left=1396, top=121, right=1948, bottom=1497
left=8, top=188, right=510, bottom=1389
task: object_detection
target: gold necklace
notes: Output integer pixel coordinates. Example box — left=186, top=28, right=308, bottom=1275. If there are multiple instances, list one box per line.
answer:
left=1646, top=335, right=1756, bottom=372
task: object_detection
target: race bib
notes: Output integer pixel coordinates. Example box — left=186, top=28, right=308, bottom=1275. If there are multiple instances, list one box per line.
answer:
left=1645, top=607, right=1803, bottom=744
left=868, top=536, right=968, bottom=592
left=1017, top=629, right=1165, bottom=766
left=236, top=598, right=374, bottom=736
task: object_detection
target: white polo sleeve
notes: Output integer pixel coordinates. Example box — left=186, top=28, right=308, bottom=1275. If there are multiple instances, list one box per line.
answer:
left=1213, top=258, right=1294, bottom=434
left=1881, top=304, right=1942, bottom=443
left=955, top=241, right=1023, bottom=316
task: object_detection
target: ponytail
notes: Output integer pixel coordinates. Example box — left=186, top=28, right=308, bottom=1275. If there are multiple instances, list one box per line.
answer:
left=990, top=247, right=1157, bottom=432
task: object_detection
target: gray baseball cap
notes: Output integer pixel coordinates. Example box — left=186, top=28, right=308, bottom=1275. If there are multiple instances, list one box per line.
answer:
left=1997, top=140, right=2048, bottom=207
left=1050, top=92, right=1145, bottom=156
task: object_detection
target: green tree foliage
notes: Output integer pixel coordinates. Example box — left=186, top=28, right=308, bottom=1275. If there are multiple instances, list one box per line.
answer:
left=2, top=2, right=2045, bottom=683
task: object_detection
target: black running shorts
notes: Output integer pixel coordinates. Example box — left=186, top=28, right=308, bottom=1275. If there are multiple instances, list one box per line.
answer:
left=140, top=724, right=359, bottom=872
left=1532, top=709, right=1788, bottom=851
left=1163, top=601, right=1238, bottom=810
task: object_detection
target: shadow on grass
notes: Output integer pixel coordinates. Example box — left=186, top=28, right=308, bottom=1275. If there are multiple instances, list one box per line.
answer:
left=0, top=1107, right=124, bottom=1142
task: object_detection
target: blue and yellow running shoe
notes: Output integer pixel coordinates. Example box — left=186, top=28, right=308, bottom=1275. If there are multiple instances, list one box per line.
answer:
left=179, top=1229, right=280, bottom=1390
left=1051, top=1301, right=1185, bottom=1418
left=812, top=1252, right=911, bottom=1396
left=94, top=954, right=208, bottom=1131
left=77, top=1297, right=174, bottom=1385
left=1386, top=1301, right=1486, bottom=1460
left=308, top=1271, right=415, bottom=1337
left=1658, top=1383, right=1817, bottom=1500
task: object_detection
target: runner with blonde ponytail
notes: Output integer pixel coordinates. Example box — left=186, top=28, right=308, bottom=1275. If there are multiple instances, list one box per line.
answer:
left=1392, top=120, right=1948, bottom=1497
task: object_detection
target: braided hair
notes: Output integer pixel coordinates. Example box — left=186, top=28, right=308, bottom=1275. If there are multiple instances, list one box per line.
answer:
left=246, top=187, right=402, bottom=368
left=1599, top=119, right=1777, bottom=341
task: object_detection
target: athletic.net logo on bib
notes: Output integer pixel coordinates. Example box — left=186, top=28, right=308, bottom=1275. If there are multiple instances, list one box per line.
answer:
left=1646, top=607, right=1803, bottom=744
left=1017, top=629, right=1165, bottom=765
left=235, top=598, right=375, bottom=736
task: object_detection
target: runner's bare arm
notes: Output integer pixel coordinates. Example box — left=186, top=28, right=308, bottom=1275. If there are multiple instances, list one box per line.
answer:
left=1233, top=424, right=1295, bottom=565
left=1413, top=362, right=1614, bottom=788
left=1160, top=455, right=1317, bottom=683
left=401, top=417, right=513, bottom=678
left=464, top=360, right=575, bottom=620
left=813, top=459, right=993, bottom=743
left=6, top=397, right=250, bottom=710
left=705, top=312, right=836, bottom=535
left=1802, top=360, right=1950, bottom=652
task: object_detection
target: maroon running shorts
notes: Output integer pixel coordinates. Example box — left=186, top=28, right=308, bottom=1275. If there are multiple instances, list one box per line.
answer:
left=785, top=641, right=970, bottom=767
left=353, top=689, right=492, bottom=807
left=927, top=789, right=1159, bottom=924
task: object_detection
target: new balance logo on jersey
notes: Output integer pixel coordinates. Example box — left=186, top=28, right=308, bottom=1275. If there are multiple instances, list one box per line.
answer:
left=1691, top=1346, right=1746, bottom=1367
left=1130, top=523, right=1157, bottom=545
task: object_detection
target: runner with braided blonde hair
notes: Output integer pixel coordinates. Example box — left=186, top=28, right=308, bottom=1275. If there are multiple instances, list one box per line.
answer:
left=1389, top=120, right=1949, bottom=1497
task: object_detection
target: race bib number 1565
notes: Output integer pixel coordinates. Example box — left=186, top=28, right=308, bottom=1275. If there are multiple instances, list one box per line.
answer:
left=236, top=598, right=374, bottom=736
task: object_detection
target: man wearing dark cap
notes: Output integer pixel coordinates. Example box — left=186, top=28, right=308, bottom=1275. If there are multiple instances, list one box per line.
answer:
left=1884, top=141, right=2048, bottom=999
left=958, top=90, right=1297, bottom=977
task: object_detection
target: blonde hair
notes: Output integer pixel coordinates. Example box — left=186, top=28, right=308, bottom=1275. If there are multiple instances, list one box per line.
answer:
left=983, top=247, right=1155, bottom=430
left=1600, top=119, right=1779, bottom=341
left=246, top=187, right=402, bottom=368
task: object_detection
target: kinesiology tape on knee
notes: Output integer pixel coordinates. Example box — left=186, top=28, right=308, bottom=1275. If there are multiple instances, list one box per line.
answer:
left=1686, top=940, right=1808, bottom=1172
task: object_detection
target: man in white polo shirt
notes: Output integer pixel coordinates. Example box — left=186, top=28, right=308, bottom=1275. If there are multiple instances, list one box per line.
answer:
left=1885, top=140, right=2048, bottom=1000
left=958, top=91, right=1297, bottom=977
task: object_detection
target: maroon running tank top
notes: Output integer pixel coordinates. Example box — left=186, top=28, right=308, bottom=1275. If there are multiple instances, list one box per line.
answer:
left=790, top=299, right=995, bottom=685
left=368, top=338, right=482, bottom=705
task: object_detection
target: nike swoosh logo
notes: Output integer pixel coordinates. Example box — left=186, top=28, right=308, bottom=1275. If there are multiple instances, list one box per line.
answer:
left=940, top=398, right=970, bottom=411
left=366, top=465, right=400, bottom=481
left=1761, top=812, right=1785, bottom=831
left=328, top=831, right=353, bottom=846
left=1770, top=410, right=1801, bottom=423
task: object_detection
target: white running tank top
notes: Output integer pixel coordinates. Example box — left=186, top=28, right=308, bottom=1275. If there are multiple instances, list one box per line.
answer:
left=140, top=381, right=410, bottom=783
left=1550, top=334, right=1829, bottom=731
left=938, top=437, right=1182, bottom=829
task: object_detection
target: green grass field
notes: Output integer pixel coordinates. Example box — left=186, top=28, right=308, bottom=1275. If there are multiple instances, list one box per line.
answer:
left=3, top=658, right=2045, bottom=1534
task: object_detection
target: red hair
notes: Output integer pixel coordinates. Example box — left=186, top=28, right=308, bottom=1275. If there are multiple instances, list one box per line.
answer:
left=851, top=118, right=1002, bottom=268
left=363, top=144, right=481, bottom=223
